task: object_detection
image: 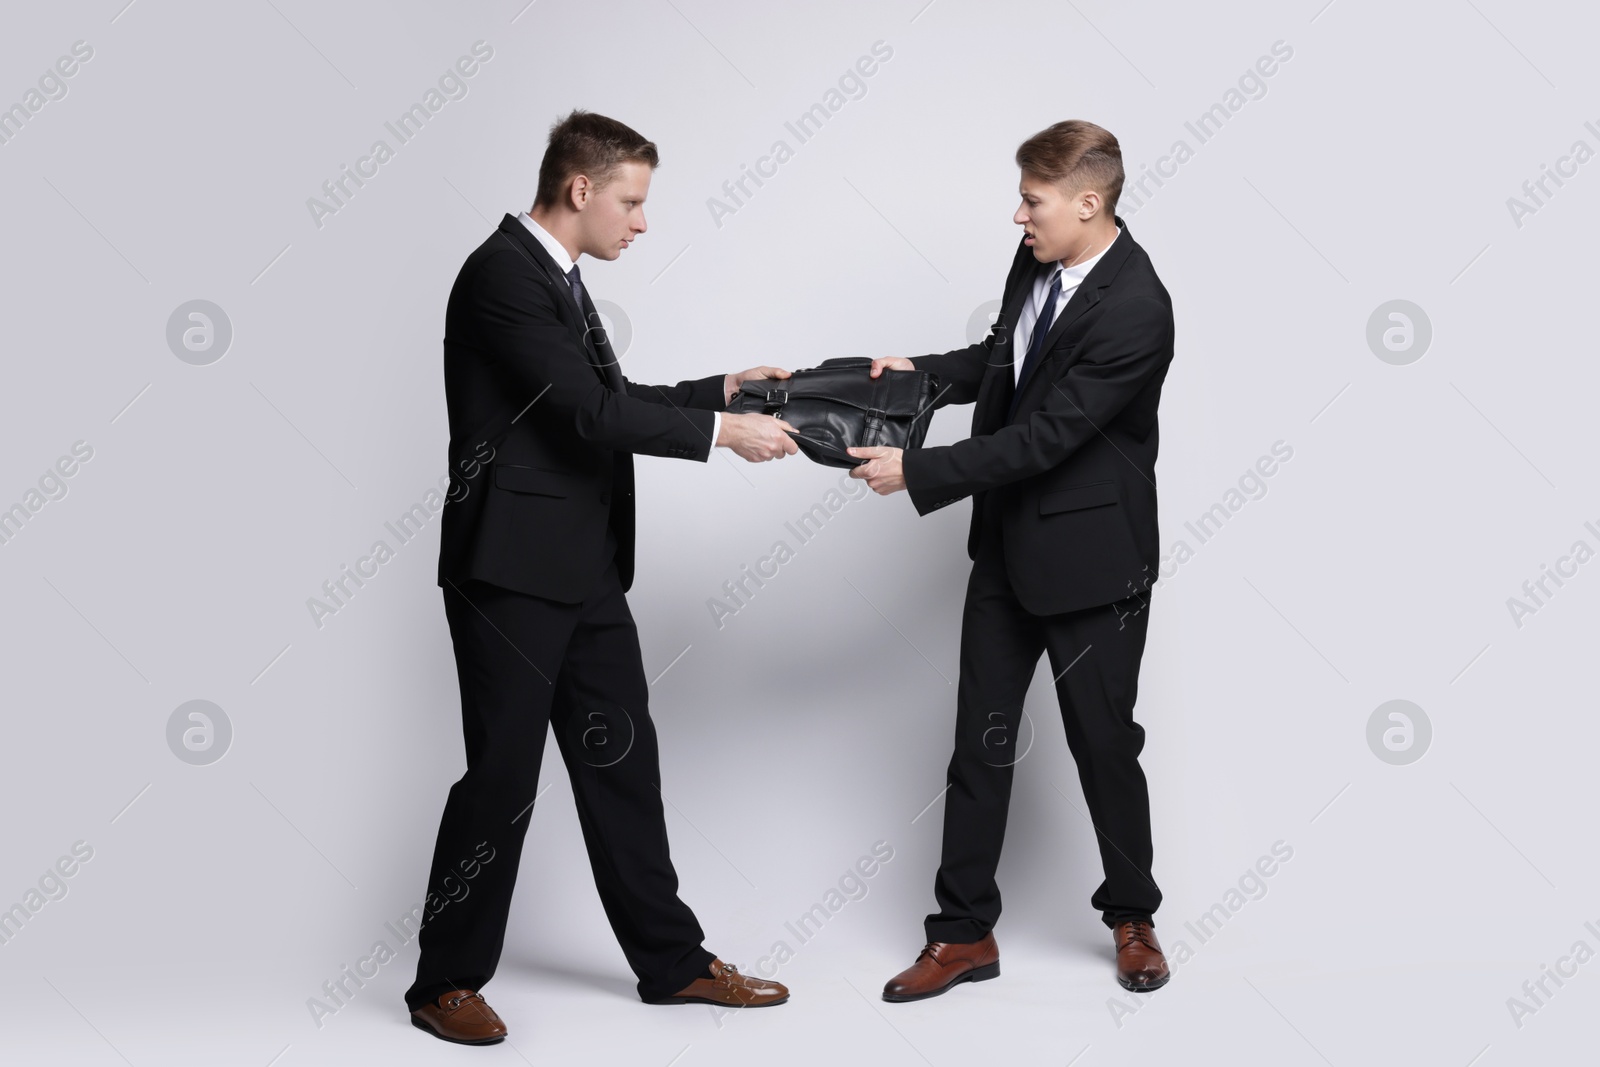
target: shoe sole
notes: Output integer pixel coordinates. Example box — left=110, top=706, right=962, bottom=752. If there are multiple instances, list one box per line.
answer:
left=882, top=960, right=1000, bottom=1002
left=410, top=1015, right=506, bottom=1045
left=1117, top=973, right=1170, bottom=993
left=642, top=993, right=790, bottom=1007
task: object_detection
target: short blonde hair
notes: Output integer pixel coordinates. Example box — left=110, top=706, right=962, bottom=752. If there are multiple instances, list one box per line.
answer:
left=1015, top=120, right=1124, bottom=212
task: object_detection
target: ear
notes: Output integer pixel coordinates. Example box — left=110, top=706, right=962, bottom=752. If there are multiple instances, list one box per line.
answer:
left=567, top=174, right=591, bottom=212
left=1079, top=188, right=1102, bottom=220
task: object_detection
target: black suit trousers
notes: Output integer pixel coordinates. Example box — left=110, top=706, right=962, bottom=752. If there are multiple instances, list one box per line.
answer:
left=924, top=499, right=1162, bottom=943
left=404, top=554, right=715, bottom=1011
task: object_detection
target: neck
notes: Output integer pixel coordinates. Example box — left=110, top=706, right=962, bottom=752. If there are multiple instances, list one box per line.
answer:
left=528, top=205, right=582, bottom=262
left=1060, top=219, right=1118, bottom=270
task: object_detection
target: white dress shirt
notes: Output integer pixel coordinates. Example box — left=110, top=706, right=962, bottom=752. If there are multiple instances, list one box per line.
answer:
left=517, top=212, right=723, bottom=446
left=1012, top=224, right=1122, bottom=383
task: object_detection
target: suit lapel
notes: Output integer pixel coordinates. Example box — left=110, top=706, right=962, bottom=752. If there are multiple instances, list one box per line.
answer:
left=495, top=214, right=614, bottom=390
left=973, top=250, right=1043, bottom=432
left=994, top=258, right=1038, bottom=375
left=577, top=286, right=625, bottom=392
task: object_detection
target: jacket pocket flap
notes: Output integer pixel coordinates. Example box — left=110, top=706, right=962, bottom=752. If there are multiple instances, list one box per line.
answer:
left=494, top=464, right=569, bottom=498
left=1039, top=480, right=1118, bottom=514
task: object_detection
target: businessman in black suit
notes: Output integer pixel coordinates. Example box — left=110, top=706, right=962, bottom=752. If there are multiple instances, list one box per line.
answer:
left=848, top=120, right=1176, bottom=1000
left=407, top=111, right=797, bottom=1045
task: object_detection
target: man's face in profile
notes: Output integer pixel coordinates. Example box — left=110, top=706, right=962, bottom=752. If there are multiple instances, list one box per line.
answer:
left=1014, top=171, right=1087, bottom=265
left=578, top=160, right=652, bottom=261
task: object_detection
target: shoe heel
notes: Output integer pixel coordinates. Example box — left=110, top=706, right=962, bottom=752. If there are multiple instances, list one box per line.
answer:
left=967, top=961, right=1000, bottom=983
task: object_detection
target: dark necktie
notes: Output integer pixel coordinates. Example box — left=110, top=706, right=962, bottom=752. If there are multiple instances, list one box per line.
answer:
left=566, top=263, right=585, bottom=311
left=1008, top=267, right=1063, bottom=420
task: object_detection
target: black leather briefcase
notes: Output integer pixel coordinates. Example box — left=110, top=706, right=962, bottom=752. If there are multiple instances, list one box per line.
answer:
left=726, top=357, right=941, bottom=468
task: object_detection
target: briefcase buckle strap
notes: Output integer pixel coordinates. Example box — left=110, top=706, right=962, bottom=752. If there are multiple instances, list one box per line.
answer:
left=864, top=407, right=886, bottom=443
left=763, top=388, right=788, bottom=411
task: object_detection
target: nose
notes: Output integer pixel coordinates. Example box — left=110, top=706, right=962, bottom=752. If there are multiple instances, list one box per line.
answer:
left=635, top=211, right=647, bottom=236
left=1013, top=203, right=1028, bottom=225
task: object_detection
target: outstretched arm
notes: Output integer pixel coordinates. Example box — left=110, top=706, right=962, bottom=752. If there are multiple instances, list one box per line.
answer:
left=472, top=250, right=717, bottom=459
left=627, top=365, right=791, bottom=410
left=865, top=337, right=992, bottom=409
left=625, top=373, right=729, bottom=411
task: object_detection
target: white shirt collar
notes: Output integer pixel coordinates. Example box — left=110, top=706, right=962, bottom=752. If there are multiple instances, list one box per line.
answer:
left=1052, top=223, right=1121, bottom=284
left=517, top=211, right=576, bottom=276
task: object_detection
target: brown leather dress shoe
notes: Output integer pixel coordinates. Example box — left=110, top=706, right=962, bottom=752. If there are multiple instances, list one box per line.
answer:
left=1113, top=919, right=1170, bottom=992
left=644, top=958, right=789, bottom=1007
left=410, top=988, right=507, bottom=1044
left=882, top=933, right=1000, bottom=1002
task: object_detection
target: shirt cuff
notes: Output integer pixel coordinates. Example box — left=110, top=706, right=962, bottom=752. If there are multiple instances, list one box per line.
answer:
left=709, top=410, right=722, bottom=452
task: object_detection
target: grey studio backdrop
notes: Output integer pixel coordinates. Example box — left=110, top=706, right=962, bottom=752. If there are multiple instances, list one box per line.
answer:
left=1, top=0, right=1596, bottom=1064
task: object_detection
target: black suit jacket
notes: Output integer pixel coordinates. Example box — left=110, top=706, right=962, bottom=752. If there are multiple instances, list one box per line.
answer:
left=437, top=214, right=727, bottom=603
left=902, top=216, right=1175, bottom=616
